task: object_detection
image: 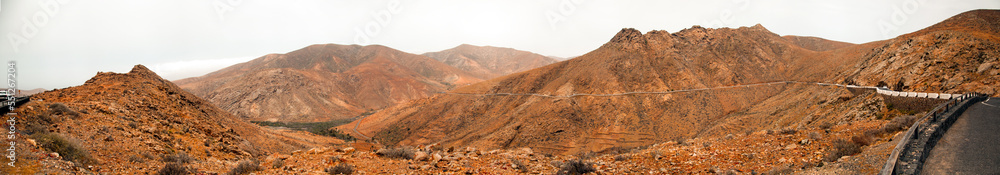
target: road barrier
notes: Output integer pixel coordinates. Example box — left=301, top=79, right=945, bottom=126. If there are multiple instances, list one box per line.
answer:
left=880, top=93, right=989, bottom=175
left=875, top=87, right=960, bottom=100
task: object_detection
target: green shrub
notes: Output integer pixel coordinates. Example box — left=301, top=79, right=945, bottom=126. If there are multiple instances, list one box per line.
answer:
left=48, top=103, right=79, bottom=117
left=511, top=159, right=528, bottom=173
left=823, top=139, right=862, bottom=162
left=778, top=128, right=798, bottom=135
left=851, top=134, right=873, bottom=146
left=161, top=152, right=195, bottom=164
left=818, top=122, right=834, bottom=130
left=156, top=163, right=189, bottom=175
left=325, top=163, right=354, bottom=175
left=33, top=133, right=95, bottom=166
left=272, top=158, right=285, bottom=169
left=762, top=164, right=794, bottom=175
left=250, top=119, right=356, bottom=141
left=128, top=155, right=145, bottom=163
left=614, top=154, right=630, bottom=161
left=225, top=160, right=262, bottom=175
left=316, top=128, right=356, bottom=142
left=556, top=159, right=595, bottom=175
left=375, top=147, right=414, bottom=159
left=880, top=115, right=918, bottom=134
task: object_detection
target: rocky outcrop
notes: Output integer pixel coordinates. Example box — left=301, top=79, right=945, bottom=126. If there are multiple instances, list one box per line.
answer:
left=608, top=28, right=644, bottom=44
left=12, top=64, right=341, bottom=173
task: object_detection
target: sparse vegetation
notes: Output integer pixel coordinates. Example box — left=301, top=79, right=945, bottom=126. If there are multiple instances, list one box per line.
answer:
left=574, top=151, right=596, bottom=160
left=374, top=124, right=407, bottom=145
left=48, top=103, right=80, bottom=117
left=143, top=152, right=157, bottom=160
left=886, top=102, right=919, bottom=115
left=156, top=163, right=189, bottom=175
left=326, top=163, right=354, bottom=175
left=818, top=122, right=834, bottom=130
left=511, top=159, right=529, bottom=173
left=550, top=160, right=564, bottom=168
left=778, top=128, right=798, bottom=135
left=674, top=137, right=687, bottom=146
left=824, top=139, right=862, bottom=162
left=251, top=119, right=357, bottom=141
left=375, top=147, right=415, bottom=159
left=162, top=152, right=195, bottom=164
left=32, top=133, right=96, bottom=166
left=844, top=114, right=919, bottom=154
left=272, top=159, right=285, bottom=169
left=850, top=135, right=873, bottom=146
left=317, top=128, right=356, bottom=142
left=225, top=160, right=263, bottom=175
left=877, top=114, right=918, bottom=135
left=614, top=154, right=630, bottom=161
left=557, top=159, right=595, bottom=175
left=597, top=146, right=633, bottom=155
left=329, top=155, right=343, bottom=163
left=762, top=164, right=794, bottom=175
left=129, top=155, right=145, bottom=163
left=808, top=132, right=823, bottom=140
left=650, top=150, right=664, bottom=160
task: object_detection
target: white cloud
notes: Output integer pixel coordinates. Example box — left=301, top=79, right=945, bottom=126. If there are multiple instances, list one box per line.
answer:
left=150, top=57, right=255, bottom=80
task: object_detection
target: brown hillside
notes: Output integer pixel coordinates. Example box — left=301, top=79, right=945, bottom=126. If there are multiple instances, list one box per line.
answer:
left=5, top=65, right=340, bottom=174
left=422, top=44, right=558, bottom=79
left=346, top=10, right=1000, bottom=156
left=835, top=9, right=1000, bottom=96
left=14, top=88, right=47, bottom=97
left=782, top=35, right=854, bottom=51
left=175, top=44, right=483, bottom=122
left=899, top=9, right=1000, bottom=40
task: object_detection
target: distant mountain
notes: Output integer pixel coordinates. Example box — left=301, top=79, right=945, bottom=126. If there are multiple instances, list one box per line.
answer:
left=11, top=65, right=340, bottom=173
left=175, top=44, right=483, bottom=122
left=422, top=44, right=558, bottom=79
left=782, top=35, right=854, bottom=51
left=9, top=88, right=46, bottom=97
left=345, top=10, right=1000, bottom=155
left=546, top=55, right=577, bottom=61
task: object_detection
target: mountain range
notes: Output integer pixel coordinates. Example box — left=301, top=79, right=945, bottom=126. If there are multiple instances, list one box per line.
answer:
left=176, top=44, right=555, bottom=122
left=342, top=9, right=1000, bottom=155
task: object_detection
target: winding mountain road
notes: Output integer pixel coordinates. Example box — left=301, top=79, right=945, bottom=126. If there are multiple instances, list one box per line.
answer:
left=921, top=97, right=1000, bottom=174
left=435, top=81, right=878, bottom=98
left=353, top=113, right=374, bottom=141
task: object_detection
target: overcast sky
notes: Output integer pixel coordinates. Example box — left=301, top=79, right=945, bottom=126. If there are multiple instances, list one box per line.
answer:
left=1, top=0, right=998, bottom=90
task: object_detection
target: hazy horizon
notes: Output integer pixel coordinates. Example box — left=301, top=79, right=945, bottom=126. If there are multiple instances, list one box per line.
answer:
left=1, top=0, right=998, bottom=89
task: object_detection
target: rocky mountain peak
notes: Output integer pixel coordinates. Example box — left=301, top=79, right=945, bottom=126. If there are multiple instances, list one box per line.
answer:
left=128, top=64, right=161, bottom=79
left=129, top=64, right=153, bottom=74
left=85, top=64, right=168, bottom=86
left=609, top=28, right=645, bottom=43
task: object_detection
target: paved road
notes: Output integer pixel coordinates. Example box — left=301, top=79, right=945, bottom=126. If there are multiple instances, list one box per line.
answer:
left=922, top=97, right=1000, bottom=174
left=353, top=114, right=372, bottom=141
